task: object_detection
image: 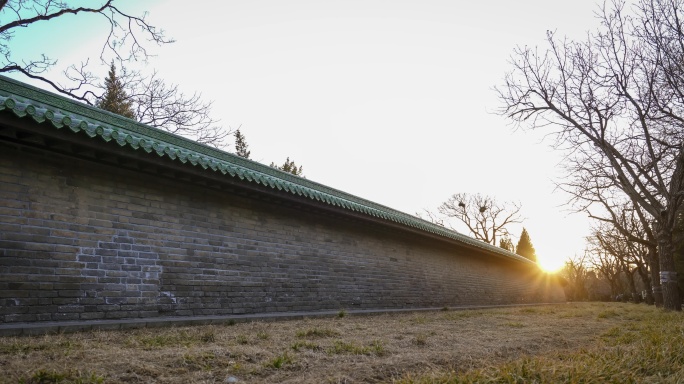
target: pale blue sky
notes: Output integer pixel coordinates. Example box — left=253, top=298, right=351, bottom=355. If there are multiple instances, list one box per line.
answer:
left=9, top=0, right=610, bottom=270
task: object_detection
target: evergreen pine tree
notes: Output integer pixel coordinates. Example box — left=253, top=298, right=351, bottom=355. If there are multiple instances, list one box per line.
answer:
left=96, top=62, right=135, bottom=119
left=270, top=157, right=304, bottom=177
left=516, top=228, right=537, bottom=262
left=499, top=236, right=516, bottom=253
left=234, top=128, right=251, bottom=159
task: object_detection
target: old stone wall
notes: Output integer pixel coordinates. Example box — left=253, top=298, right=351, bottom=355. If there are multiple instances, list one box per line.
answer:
left=0, top=143, right=563, bottom=324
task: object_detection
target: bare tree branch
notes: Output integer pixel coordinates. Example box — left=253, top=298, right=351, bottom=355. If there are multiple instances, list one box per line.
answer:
left=0, top=0, right=173, bottom=103
left=425, top=193, right=523, bottom=246
left=85, top=65, right=231, bottom=148
left=0, top=2, right=229, bottom=148
left=498, top=0, right=684, bottom=310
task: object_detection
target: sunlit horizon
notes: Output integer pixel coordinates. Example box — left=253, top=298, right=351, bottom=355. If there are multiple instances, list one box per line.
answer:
left=538, top=255, right=566, bottom=273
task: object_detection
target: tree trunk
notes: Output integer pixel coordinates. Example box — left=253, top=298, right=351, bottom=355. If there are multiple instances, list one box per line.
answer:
left=608, top=279, right=620, bottom=300
left=657, top=224, right=681, bottom=311
left=649, top=234, right=664, bottom=307
left=624, top=267, right=640, bottom=303
left=638, top=265, right=654, bottom=305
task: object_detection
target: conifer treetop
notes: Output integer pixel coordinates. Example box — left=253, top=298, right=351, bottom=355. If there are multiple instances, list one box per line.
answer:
left=96, top=62, right=135, bottom=120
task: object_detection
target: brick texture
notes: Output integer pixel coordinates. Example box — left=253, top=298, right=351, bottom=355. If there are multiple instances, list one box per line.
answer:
left=0, top=145, right=564, bottom=323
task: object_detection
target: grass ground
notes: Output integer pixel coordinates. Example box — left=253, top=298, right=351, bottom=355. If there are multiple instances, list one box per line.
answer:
left=1, top=302, right=682, bottom=383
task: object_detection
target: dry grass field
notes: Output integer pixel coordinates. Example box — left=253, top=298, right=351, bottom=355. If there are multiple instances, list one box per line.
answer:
left=1, top=302, right=682, bottom=383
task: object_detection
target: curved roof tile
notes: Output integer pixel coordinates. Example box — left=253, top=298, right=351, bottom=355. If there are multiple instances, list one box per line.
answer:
left=0, top=75, right=533, bottom=264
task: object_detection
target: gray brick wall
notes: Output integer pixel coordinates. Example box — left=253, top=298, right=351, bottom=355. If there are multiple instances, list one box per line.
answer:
left=0, top=145, right=564, bottom=323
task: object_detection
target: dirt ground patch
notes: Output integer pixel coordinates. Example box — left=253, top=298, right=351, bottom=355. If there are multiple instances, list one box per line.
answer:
left=0, top=302, right=648, bottom=383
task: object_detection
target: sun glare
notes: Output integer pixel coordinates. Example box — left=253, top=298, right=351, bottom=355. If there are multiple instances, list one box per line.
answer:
left=538, top=256, right=564, bottom=273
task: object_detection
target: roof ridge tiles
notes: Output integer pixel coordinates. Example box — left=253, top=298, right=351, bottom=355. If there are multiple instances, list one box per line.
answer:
left=0, top=75, right=534, bottom=265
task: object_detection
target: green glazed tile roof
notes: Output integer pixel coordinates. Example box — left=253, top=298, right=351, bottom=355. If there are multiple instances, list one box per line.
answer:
left=0, top=75, right=532, bottom=264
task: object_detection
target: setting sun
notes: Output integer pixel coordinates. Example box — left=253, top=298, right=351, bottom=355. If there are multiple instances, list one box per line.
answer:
left=537, top=255, right=565, bottom=273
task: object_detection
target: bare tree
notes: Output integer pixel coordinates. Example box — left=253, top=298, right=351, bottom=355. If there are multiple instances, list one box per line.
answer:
left=0, top=0, right=171, bottom=101
left=588, top=246, right=624, bottom=299
left=0, top=1, right=229, bottom=148
left=560, top=253, right=590, bottom=301
left=560, top=156, right=662, bottom=305
left=590, top=216, right=653, bottom=303
left=112, top=69, right=228, bottom=147
left=431, top=193, right=522, bottom=246
left=498, top=0, right=684, bottom=310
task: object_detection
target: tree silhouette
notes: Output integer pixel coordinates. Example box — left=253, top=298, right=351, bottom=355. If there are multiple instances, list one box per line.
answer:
left=431, top=193, right=522, bottom=246
left=0, top=0, right=171, bottom=102
left=516, top=228, right=537, bottom=262
left=0, top=2, right=228, bottom=148
left=96, top=62, right=135, bottom=119
left=234, top=128, right=251, bottom=159
left=499, top=236, right=516, bottom=253
left=270, top=157, right=304, bottom=177
left=498, top=0, right=684, bottom=310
